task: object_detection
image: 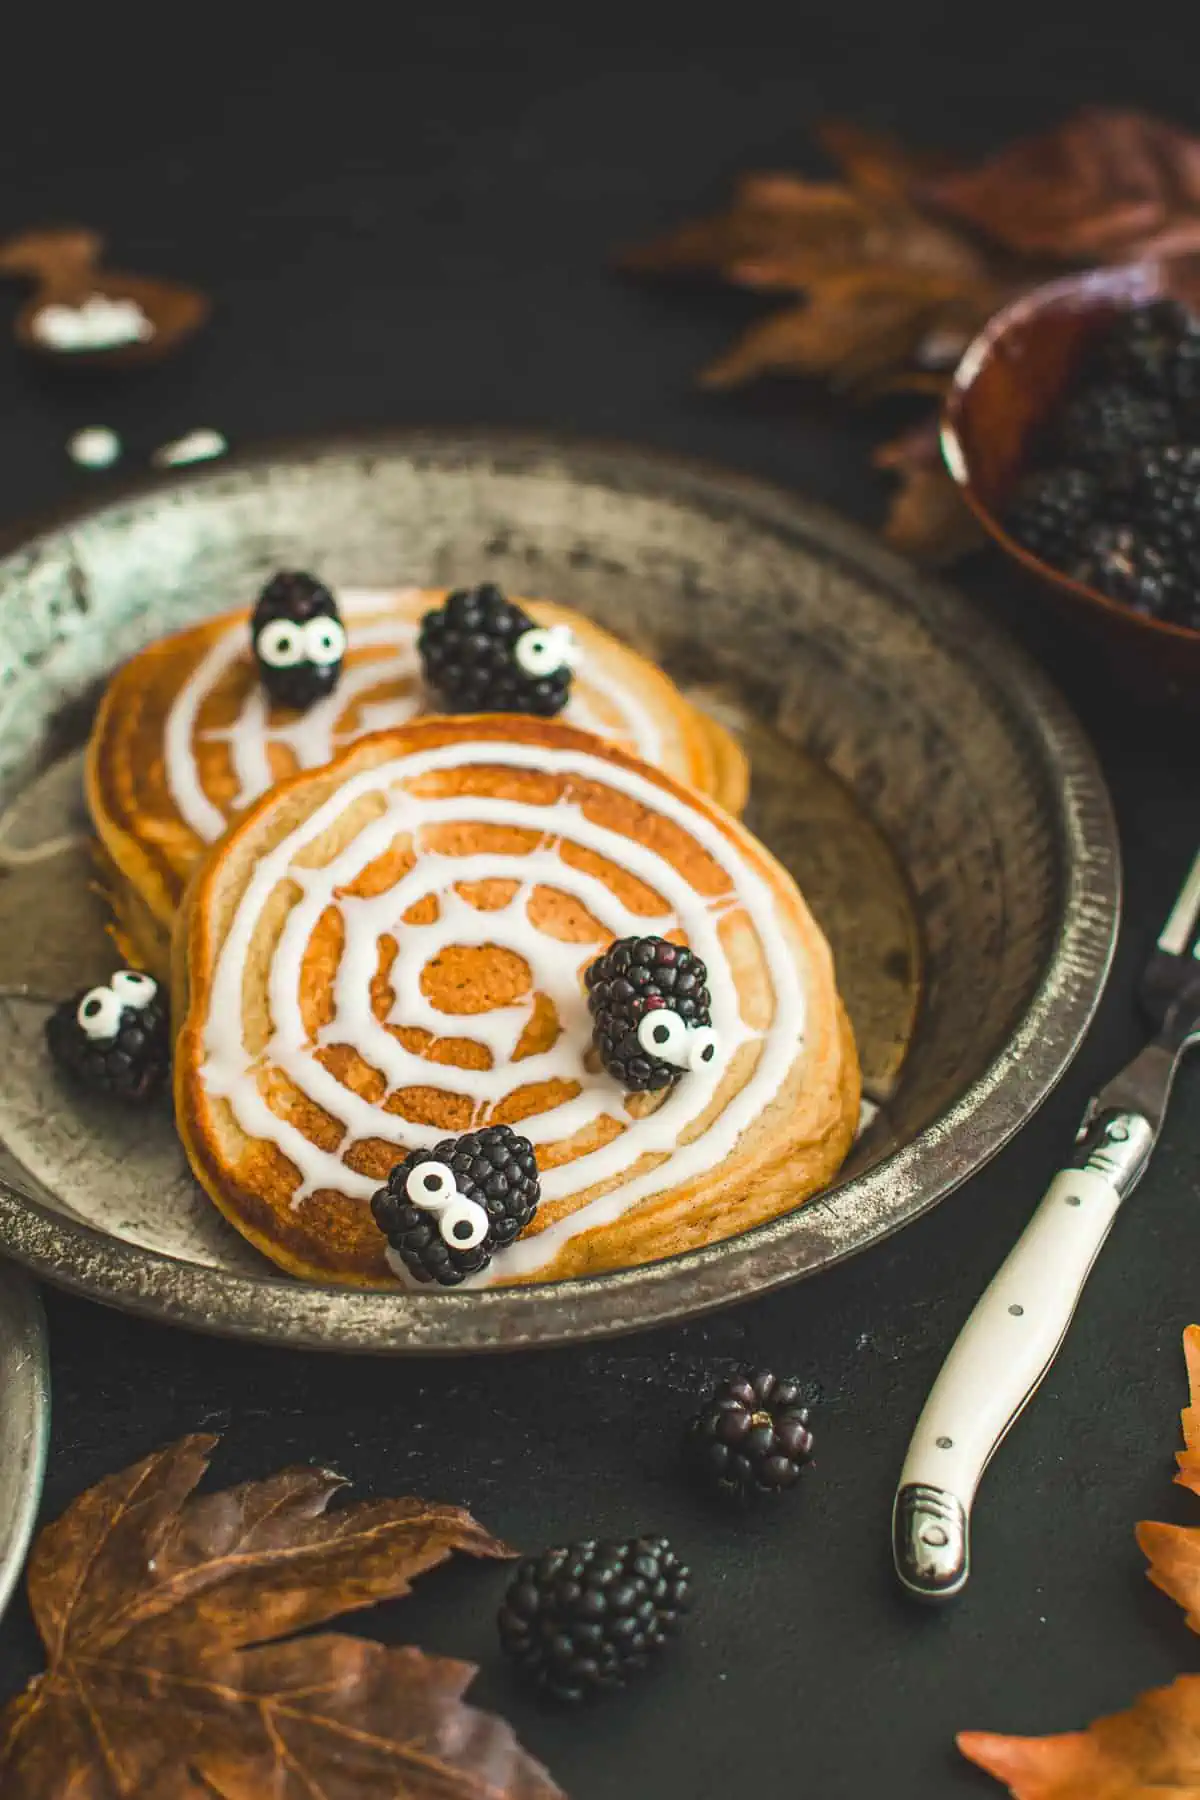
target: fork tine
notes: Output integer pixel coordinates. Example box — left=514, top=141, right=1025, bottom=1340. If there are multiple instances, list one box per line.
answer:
left=1158, top=848, right=1200, bottom=957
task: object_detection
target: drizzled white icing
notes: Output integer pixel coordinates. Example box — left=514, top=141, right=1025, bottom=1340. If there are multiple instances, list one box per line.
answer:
left=197, top=740, right=805, bottom=1283
left=162, top=590, right=668, bottom=844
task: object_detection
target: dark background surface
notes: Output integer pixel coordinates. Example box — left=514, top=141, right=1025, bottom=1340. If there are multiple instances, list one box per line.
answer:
left=2, top=9, right=1200, bottom=1796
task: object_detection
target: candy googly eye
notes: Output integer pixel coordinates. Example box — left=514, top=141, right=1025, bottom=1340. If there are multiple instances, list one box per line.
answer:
left=513, top=625, right=574, bottom=677
left=77, top=985, right=122, bottom=1041
left=405, top=1160, right=457, bottom=1209
left=437, top=1196, right=489, bottom=1251
left=256, top=619, right=307, bottom=668
left=111, top=969, right=157, bottom=1010
left=303, top=616, right=347, bottom=667
left=636, top=1008, right=689, bottom=1067
left=686, top=1025, right=720, bottom=1072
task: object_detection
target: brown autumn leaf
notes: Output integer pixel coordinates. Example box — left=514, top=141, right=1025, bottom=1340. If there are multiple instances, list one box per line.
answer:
left=0, top=1435, right=561, bottom=1800
left=619, top=109, right=1200, bottom=563
left=622, top=145, right=1002, bottom=399
left=961, top=1677, right=1200, bottom=1800
left=700, top=270, right=993, bottom=394
left=617, top=116, right=1012, bottom=561
left=874, top=417, right=987, bottom=565
left=923, top=109, right=1200, bottom=265
left=959, top=1326, right=1200, bottom=1799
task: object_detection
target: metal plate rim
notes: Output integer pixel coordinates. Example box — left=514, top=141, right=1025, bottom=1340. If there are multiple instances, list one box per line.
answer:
left=0, top=429, right=1120, bottom=1352
left=0, top=1264, right=49, bottom=1615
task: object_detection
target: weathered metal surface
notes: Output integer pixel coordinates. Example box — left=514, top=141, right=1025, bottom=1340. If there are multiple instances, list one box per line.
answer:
left=0, top=432, right=1118, bottom=1350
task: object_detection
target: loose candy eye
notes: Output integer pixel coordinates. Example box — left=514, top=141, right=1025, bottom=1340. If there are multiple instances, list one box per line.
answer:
left=437, top=1196, right=489, bottom=1251
left=513, top=625, right=574, bottom=677
left=304, top=617, right=346, bottom=666
left=687, top=1026, right=720, bottom=1072
left=77, top=985, right=122, bottom=1040
left=405, top=1160, right=457, bottom=1209
left=256, top=620, right=307, bottom=668
left=111, top=969, right=157, bottom=1010
left=636, top=1008, right=690, bottom=1067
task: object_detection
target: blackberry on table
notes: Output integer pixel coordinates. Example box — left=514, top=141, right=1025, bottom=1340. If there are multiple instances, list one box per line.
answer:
left=685, top=1369, right=815, bottom=1498
left=498, top=1535, right=692, bottom=1703
left=1070, top=521, right=1180, bottom=619
left=371, top=1124, right=540, bottom=1287
left=45, top=968, right=169, bottom=1103
left=1056, top=382, right=1176, bottom=469
left=251, top=571, right=346, bottom=710
left=418, top=583, right=573, bottom=716
left=585, top=935, right=716, bottom=1092
left=1003, top=466, right=1099, bottom=567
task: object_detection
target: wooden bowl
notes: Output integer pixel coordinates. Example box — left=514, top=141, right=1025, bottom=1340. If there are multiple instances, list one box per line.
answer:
left=0, top=227, right=209, bottom=370
left=941, top=263, right=1200, bottom=705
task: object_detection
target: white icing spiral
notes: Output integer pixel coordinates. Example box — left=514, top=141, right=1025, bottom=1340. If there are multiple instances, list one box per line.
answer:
left=164, top=590, right=667, bottom=843
left=199, top=740, right=805, bottom=1283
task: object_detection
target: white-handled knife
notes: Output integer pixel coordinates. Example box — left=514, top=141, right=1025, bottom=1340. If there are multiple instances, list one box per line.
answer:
left=893, top=848, right=1200, bottom=1601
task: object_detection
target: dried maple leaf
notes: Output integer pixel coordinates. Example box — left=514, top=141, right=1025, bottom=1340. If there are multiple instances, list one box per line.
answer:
left=923, top=109, right=1200, bottom=264
left=622, top=148, right=1002, bottom=399
left=620, top=170, right=887, bottom=291
left=0, top=1435, right=561, bottom=1800
left=620, top=108, right=1200, bottom=564
left=1137, top=1323, right=1200, bottom=1634
left=874, top=417, right=986, bottom=565
left=617, top=117, right=1012, bottom=560
left=960, top=1677, right=1200, bottom=1799
left=700, top=270, right=994, bottom=394
left=959, top=1327, right=1200, bottom=1799
left=1173, top=1322, right=1200, bottom=1498
left=812, top=119, right=958, bottom=204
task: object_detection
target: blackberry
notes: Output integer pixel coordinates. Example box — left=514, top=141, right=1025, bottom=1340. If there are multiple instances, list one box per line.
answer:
left=1070, top=521, right=1180, bottom=619
left=585, top=935, right=716, bottom=1093
left=685, top=1369, right=814, bottom=1497
left=418, top=584, right=573, bottom=717
left=45, top=968, right=169, bottom=1102
left=1003, top=465, right=1099, bottom=567
left=1094, top=299, right=1189, bottom=394
left=371, top=1124, right=540, bottom=1286
left=1056, top=382, right=1176, bottom=469
left=251, top=571, right=346, bottom=709
left=498, top=1536, right=691, bottom=1703
left=1122, top=444, right=1200, bottom=575
left=1170, top=325, right=1200, bottom=413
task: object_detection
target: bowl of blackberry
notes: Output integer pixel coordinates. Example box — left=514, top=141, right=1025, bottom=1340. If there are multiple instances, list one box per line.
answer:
left=942, top=263, right=1200, bottom=700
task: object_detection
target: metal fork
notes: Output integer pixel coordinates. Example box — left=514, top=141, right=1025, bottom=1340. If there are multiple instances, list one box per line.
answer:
left=893, top=848, right=1200, bottom=1602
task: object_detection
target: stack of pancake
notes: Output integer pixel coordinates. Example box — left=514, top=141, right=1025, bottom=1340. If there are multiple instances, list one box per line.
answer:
left=86, top=583, right=859, bottom=1287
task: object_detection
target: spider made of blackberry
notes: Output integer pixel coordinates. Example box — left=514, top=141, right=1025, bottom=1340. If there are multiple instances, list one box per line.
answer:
left=250, top=571, right=347, bottom=709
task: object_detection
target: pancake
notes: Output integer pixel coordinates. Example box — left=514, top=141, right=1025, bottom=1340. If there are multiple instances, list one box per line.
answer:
left=87, top=588, right=748, bottom=979
left=173, top=717, right=859, bottom=1286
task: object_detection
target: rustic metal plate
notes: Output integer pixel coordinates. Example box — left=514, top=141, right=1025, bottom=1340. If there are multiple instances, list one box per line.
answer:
left=0, top=433, right=1118, bottom=1351
left=0, top=1264, right=48, bottom=1618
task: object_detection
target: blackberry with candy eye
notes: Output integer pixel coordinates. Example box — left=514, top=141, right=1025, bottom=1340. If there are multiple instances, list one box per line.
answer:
left=417, top=584, right=574, bottom=716
left=585, top=935, right=718, bottom=1092
left=46, top=968, right=170, bottom=1102
left=251, top=570, right=346, bottom=709
left=370, top=1125, right=541, bottom=1286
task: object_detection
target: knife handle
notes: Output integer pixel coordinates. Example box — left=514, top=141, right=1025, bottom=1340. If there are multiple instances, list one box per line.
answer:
left=893, top=1110, right=1155, bottom=1602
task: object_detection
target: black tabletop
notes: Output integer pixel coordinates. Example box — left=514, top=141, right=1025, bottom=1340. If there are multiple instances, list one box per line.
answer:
left=2, top=11, right=1200, bottom=1797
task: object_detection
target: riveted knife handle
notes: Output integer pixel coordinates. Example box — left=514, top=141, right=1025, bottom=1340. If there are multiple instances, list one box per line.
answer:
left=893, top=1110, right=1155, bottom=1602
